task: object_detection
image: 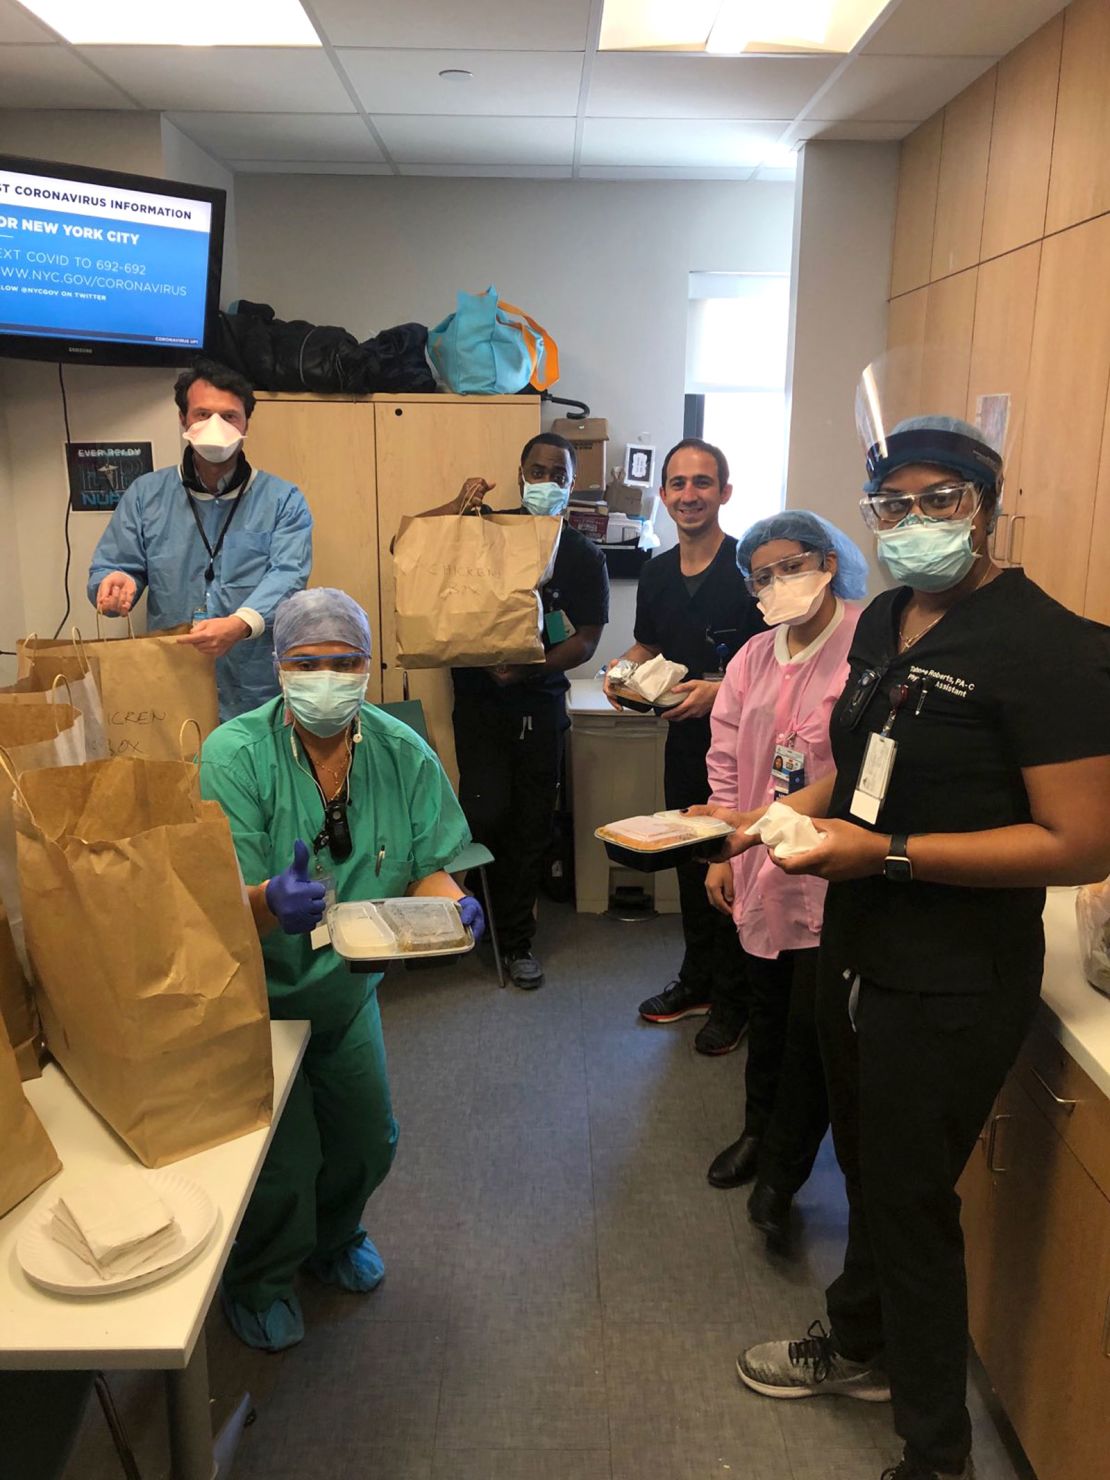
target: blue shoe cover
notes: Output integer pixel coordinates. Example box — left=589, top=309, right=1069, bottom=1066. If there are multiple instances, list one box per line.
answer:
left=305, top=1230, right=385, bottom=1293
left=220, top=1286, right=304, bottom=1352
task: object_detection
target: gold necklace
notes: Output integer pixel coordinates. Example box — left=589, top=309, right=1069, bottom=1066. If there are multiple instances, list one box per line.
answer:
left=898, top=610, right=946, bottom=653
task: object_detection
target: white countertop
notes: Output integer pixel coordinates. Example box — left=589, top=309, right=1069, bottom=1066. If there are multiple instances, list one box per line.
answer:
left=1039, top=888, right=1110, bottom=1100
left=0, top=1018, right=309, bottom=1371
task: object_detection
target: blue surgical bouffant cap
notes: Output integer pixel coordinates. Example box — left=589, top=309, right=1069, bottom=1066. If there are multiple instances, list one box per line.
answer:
left=736, top=510, right=870, bottom=601
left=272, top=588, right=372, bottom=660
left=864, top=414, right=1003, bottom=494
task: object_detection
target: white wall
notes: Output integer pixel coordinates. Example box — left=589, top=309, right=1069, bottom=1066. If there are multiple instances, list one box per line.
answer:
left=234, top=174, right=796, bottom=665
left=160, top=118, right=239, bottom=308
left=784, top=140, right=900, bottom=594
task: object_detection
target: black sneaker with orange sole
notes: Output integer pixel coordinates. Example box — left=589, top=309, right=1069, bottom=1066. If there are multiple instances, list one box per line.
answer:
left=638, top=979, right=711, bottom=1023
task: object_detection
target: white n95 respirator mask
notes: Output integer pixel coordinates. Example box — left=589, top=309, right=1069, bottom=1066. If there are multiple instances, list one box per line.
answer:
left=183, top=413, right=245, bottom=465
left=757, top=570, right=832, bottom=627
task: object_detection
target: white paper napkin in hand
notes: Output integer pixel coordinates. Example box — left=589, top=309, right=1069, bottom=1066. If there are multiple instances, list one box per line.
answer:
left=629, top=654, right=688, bottom=702
left=745, top=801, right=823, bottom=859
left=51, top=1166, right=178, bottom=1279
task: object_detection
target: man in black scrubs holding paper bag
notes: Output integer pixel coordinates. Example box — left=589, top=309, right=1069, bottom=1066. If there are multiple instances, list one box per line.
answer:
left=605, top=438, right=763, bottom=1055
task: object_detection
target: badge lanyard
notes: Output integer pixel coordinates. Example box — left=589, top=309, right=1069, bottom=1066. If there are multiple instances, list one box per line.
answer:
left=849, top=675, right=925, bottom=824
left=769, top=651, right=830, bottom=796
left=185, top=485, right=246, bottom=584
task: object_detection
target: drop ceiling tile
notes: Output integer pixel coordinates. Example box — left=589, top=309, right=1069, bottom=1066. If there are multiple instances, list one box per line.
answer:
left=0, top=44, right=134, bottom=107
left=814, top=55, right=996, bottom=123
left=0, top=0, right=56, bottom=42
left=339, top=48, right=582, bottom=116
left=791, top=118, right=918, bottom=142
left=863, top=0, right=1065, bottom=56
left=399, top=163, right=574, bottom=178
left=85, top=47, right=355, bottom=112
left=587, top=53, right=838, bottom=119
left=581, top=117, right=788, bottom=169
left=166, top=112, right=383, bottom=162
left=310, top=0, right=592, bottom=50
left=230, top=160, right=393, bottom=174
left=577, top=164, right=761, bottom=180
left=373, top=114, right=575, bottom=166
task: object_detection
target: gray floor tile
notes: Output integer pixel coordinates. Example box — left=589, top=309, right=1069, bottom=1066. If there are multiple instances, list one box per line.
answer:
left=433, top=1452, right=612, bottom=1480
left=610, top=1443, right=789, bottom=1480
left=442, top=1305, right=605, bottom=1397
left=435, top=1392, right=610, bottom=1451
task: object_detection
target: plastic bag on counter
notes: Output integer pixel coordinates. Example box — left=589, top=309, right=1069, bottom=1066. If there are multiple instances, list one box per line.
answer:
left=1076, top=878, right=1110, bottom=997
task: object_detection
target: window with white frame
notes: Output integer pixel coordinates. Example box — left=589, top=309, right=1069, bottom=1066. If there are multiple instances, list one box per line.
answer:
left=685, top=272, right=789, bottom=537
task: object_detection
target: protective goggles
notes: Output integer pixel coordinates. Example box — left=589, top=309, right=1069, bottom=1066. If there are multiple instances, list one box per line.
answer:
left=859, top=482, right=980, bottom=531
left=277, top=651, right=372, bottom=674
left=743, top=550, right=824, bottom=596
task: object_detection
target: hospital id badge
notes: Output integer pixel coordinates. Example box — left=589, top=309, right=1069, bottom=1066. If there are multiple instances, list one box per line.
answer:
left=772, top=743, right=806, bottom=796
left=545, top=609, right=576, bottom=644
left=851, top=733, right=897, bottom=824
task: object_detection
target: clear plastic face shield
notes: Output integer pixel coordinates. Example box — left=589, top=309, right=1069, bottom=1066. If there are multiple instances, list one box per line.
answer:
left=854, top=350, right=1013, bottom=524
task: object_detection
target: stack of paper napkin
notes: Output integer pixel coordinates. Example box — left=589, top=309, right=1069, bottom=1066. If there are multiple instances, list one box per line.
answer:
left=51, top=1167, right=178, bottom=1279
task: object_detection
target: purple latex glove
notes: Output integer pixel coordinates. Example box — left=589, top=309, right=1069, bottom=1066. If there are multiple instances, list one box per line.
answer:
left=458, top=895, right=486, bottom=943
left=265, top=839, right=326, bottom=935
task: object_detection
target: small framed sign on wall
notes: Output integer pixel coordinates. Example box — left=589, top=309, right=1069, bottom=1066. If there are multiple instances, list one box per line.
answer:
left=66, top=442, right=153, bottom=512
left=623, top=443, right=656, bottom=488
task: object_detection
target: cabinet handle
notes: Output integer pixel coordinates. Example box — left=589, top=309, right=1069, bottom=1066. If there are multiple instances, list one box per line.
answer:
left=1029, top=1066, right=1078, bottom=1115
left=1103, top=1294, right=1110, bottom=1358
left=1008, top=515, right=1025, bottom=564
left=986, top=1113, right=1011, bottom=1173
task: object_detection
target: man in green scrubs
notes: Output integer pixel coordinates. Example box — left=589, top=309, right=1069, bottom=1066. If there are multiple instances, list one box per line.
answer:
left=201, top=587, right=479, bottom=1351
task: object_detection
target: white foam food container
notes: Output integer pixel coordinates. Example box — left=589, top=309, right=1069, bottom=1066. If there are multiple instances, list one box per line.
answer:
left=327, top=898, right=474, bottom=960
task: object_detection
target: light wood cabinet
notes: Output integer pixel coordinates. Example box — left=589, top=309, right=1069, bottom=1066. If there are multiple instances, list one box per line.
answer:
left=920, top=267, right=978, bottom=414
left=1017, top=214, right=1110, bottom=610
left=242, top=392, right=540, bottom=769
left=981, top=16, right=1062, bottom=260
left=1084, top=381, right=1110, bottom=624
left=960, top=1022, right=1110, bottom=1480
left=930, top=69, right=996, bottom=281
left=1045, top=0, right=1110, bottom=234
left=965, top=243, right=1042, bottom=543
left=890, top=116, right=944, bottom=297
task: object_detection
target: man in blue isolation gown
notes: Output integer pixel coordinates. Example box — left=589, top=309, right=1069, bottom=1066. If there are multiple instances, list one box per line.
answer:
left=87, top=357, right=312, bottom=720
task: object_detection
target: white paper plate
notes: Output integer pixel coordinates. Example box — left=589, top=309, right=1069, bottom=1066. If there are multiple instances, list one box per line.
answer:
left=17, top=1170, right=218, bottom=1297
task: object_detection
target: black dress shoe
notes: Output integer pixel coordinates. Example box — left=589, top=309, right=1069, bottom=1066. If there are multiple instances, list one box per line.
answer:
left=707, top=1132, right=760, bottom=1188
left=748, top=1181, right=792, bottom=1239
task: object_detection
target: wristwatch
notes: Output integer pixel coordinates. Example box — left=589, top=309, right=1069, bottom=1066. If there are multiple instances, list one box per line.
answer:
left=883, top=833, right=913, bottom=883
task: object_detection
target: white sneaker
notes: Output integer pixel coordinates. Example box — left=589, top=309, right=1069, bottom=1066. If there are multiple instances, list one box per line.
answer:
left=737, top=1320, right=891, bottom=1401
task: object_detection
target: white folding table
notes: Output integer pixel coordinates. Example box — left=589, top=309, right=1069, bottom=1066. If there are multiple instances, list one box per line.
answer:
left=0, top=1019, right=310, bottom=1480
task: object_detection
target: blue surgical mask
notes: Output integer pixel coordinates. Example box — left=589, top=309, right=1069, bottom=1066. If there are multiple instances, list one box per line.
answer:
left=875, top=514, right=978, bottom=593
left=281, top=671, right=368, bottom=737
left=522, top=480, right=570, bottom=517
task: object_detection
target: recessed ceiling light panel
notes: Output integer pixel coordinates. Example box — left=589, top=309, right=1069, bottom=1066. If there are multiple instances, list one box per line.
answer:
left=601, top=0, right=891, bottom=55
left=17, top=0, right=321, bottom=46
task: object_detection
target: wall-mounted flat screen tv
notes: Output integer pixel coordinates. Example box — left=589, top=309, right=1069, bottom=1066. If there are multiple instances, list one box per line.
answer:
left=0, top=154, right=226, bottom=368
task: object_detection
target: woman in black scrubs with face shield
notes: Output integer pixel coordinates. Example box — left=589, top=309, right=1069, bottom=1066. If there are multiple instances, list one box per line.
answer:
left=707, top=402, right=1110, bottom=1480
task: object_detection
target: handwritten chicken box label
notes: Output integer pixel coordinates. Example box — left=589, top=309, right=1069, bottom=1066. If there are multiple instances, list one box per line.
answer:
left=66, top=441, right=153, bottom=512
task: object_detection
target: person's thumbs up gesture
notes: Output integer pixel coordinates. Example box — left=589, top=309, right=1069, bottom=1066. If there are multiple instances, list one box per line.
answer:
left=264, top=839, right=326, bottom=934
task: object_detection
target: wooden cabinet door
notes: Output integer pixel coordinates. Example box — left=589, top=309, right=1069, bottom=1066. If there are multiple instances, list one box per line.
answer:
left=240, top=397, right=382, bottom=702
left=981, top=15, right=1061, bottom=259
left=374, top=397, right=541, bottom=777
left=890, top=116, right=943, bottom=297
left=975, top=1079, right=1110, bottom=1480
left=1016, top=213, right=1110, bottom=611
left=930, top=69, right=995, bottom=281
left=958, top=1105, right=998, bottom=1344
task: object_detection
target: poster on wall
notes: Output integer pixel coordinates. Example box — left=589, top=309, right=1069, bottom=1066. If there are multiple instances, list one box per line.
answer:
left=66, top=441, right=153, bottom=512
left=623, top=443, right=656, bottom=488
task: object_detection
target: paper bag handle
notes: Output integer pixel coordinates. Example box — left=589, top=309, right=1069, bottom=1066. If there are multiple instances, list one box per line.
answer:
left=94, top=611, right=135, bottom=642
left=0, top=744, right=31, bottom=819
left=179, top=718, right=203, bottom=765
left=65, top=627, right=93, bottom=676
left=49, top=673, right=75, bottom=720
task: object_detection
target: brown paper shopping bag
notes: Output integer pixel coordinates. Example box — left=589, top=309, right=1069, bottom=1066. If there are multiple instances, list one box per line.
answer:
left=393, top=512, right=562, bottom=667
left=0, top=901, right=40, bottom=1081
left=0, top=704, right=86, bottom=976
left=0, top=1022, right=60, bottom=1218
left=13, top=640, right=108, bottom=759
left=14, top=757, right=273, bottom=1167
left=19, top=623, right=218, bottom=761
